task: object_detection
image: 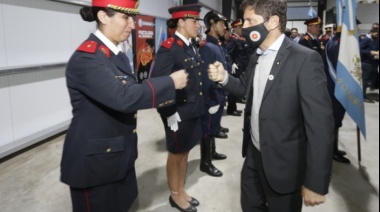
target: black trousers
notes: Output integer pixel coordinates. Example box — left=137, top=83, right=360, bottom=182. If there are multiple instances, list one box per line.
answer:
left=241, top=142, right=303, bottom=212
left=70, top=169, right=138, bottom=212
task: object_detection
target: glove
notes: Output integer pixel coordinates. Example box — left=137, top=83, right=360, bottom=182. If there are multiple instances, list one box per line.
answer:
left=167, top=112, right=181, bottom=132
left=208, top=105, right=220, bottom=115
left=232, top=63, right=239, bottom=74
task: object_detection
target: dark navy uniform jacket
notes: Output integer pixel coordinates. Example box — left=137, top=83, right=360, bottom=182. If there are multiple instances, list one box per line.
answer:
left=325, top=32, right=346, bottom=128
left=199, top=35, right=227, bottom=108
left=299, top=33, right=323, bottom=56
left=150, top=34, right=204, bottom=121
left=227, top=33, right=250, bottom=75
left=61, top=34, right=176, bottom=190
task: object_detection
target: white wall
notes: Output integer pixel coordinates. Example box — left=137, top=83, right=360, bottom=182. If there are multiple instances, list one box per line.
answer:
left=199, top=0, right=223, bottom=13
left=325, top=0, right=379, bottom=33
left=139, top=0, right=177, bottom=19
left=0, top=0, right=93, bottom=158
left=0, top=0, right=95, bottom=69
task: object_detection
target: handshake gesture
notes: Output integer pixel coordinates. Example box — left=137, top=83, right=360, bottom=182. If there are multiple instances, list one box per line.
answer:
left=208, top=61, right=226, bottom=82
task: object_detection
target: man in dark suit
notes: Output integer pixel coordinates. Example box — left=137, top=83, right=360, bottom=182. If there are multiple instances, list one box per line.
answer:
left=208, top=0, right=334, bottom=211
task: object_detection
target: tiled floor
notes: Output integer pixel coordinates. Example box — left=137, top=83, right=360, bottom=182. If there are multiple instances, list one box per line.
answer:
left=0, top=92, right=379, bottom=212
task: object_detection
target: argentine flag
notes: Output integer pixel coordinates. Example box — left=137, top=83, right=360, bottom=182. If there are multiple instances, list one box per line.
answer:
left=335, top=0, right=366, bottom=138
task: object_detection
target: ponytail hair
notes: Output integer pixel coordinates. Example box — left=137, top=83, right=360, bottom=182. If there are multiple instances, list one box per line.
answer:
left=167, top=19, right=179, bottom=29
left=80, top=7, right=95, bottom=22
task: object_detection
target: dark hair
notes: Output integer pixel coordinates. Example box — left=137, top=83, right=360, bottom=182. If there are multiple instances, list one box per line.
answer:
left=284, top=28, right=291, bottom=37
left=167, top=18, right=192, bottom=29
left=291, top=28, right=298, bottom=32
left=240, top=0, right=287, bottom=32
left=370, top=28, right=379, bottom=34
left=80, top=7, right=118, bottom=25
left=167, top=19, right=180, bottom=29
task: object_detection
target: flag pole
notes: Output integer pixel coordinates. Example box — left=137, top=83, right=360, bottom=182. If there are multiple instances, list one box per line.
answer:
left=357, top=126, right=361, bottom=163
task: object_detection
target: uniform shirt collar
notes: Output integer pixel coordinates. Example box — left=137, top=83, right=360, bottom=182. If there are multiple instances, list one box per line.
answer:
left=306, top=32, right=317, bottom=40
left=94, top=30, right=121, bottom=55
left=175, top=31, right=192, bottom=46
left=206, top=34, right=221, bottom=45
left=256, top=34, right=285, bottom=56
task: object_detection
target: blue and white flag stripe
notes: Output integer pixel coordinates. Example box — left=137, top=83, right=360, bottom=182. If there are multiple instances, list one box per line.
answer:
left=335, top=0, right=366, bottom=138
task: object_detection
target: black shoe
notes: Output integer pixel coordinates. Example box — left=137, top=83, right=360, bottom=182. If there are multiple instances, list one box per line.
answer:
left=169, top=196, right=197, bottom=212
left=333, top=154, right=351, bottom=164
left=227, top=111, right=241, bottom=116
left=188, top=197, right=200, bottom=206
left=337, top=150, right=347, bottom=156
left=219, top=126, right=229, bottom=133
left=236, top=110, right=243, bottom=114
left=200, top=162, right=223, bottom=177
left=364, top=98, right=375, bottom=103
left=212, top=152, right=227, bottom=160
left=215, top=131, right=228, bottom=139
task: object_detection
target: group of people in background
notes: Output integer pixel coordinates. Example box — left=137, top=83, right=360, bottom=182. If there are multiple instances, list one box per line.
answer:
left=60, top=0, right=377, bottom=211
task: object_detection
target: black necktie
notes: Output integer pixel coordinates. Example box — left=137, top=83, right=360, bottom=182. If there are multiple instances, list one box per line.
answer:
left=117, top=52, right=130, bottom=65
left=189, top=43, right=196, bottom=55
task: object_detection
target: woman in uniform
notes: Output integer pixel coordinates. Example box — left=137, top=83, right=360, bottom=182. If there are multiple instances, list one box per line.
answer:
left=60, top=0, right=188, bottom=211
left=150, top=4, right=204, bottom=212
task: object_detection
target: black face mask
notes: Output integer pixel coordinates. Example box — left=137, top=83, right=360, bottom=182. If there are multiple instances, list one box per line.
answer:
left=242, top=22, right=269, bottom=48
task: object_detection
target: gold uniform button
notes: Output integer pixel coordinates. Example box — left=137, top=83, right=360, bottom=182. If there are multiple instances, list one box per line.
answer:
left=133, top=129, right=137, bottom=134
left=198, top=72, right=201, bottom=76
left=106, top=148, right=112, bottom=153
left=200, top=92, right=203, bottom=96
left=134, top=114, right=137, bottom=119
left=200, top=82, right=203, bottom=86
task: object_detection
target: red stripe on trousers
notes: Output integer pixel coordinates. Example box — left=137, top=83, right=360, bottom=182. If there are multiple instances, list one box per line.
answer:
left=84, top=189, right=91, bottom=212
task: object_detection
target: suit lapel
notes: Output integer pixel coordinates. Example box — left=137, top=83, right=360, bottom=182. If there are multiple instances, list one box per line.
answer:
left=262, top=38, right=292, bottom=100
left=247, top=53, right=260, bottom=90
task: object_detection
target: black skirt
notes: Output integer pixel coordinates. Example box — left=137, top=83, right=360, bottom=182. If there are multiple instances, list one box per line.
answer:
left=162, top=117, right=202, bottom=153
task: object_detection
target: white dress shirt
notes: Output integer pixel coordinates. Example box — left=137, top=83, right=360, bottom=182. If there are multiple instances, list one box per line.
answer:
left=250, top=34, right=285, bottom=151
left=94, top=30, right=121, bottom=55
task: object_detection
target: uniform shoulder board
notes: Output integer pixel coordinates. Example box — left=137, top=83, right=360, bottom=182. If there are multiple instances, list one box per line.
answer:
left=162, top=37, right=175, bottom=49
left=240, top=37, right=246, bottom=41
left=77, top=40, right=98, bottom=53
left=199, top=40, right=207, bottom=48
left=303, top=35, right=310, bottom=41
left=98, top=45, right=110, bottom=58
left=231, top=34, right=238, bottom=39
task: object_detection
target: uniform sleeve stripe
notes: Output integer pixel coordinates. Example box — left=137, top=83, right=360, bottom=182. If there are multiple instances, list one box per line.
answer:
left=145, top=80, right=156, bottom=108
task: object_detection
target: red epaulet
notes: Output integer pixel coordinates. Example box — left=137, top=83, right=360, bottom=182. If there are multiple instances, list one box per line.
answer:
left=77, top=40, right=97, bottom=53
left=199, top=40, right=207, bottom=48
left=176, top=39, right=184, bottom=48
left=240, top=37, right=246, bottom=41
left=162, top=37, right=175, bottom=49
left=231, top=34, right=238, bottom=39
left=303, top=35, right=310, bottom=41
left=98, top=45, right=110, bottom=58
